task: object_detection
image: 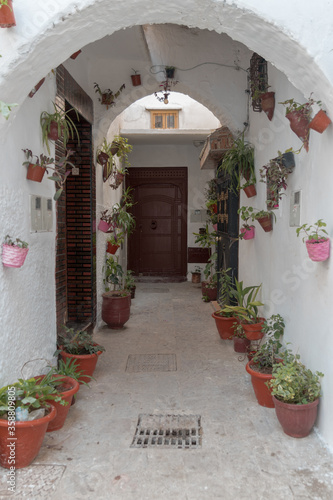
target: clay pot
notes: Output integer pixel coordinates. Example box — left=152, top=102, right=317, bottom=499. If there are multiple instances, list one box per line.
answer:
left=0, top=0, right=15, bottom=28
left=131, top=74, right=141, bottom=86
left=70, top=50, right=82, bottom=60
left=26, top=163, right=46, bottom=182
left=59, top=346, right=103, bottom=384
left=273, top=396, right=320, bottom=438
left=106, top=242, right=120, bottom=254
left=212, top=312, right=237, bottom=340
left=256, top=215, right=273, bottom=232
left=246, top=360, right=275, bottom=408
left=260, top=91, right=275, bottom=121
left=201, top=282, right=217, bottom=301
left=243, top=184, right=257, bottom=198
left=191, top=272, right=201, bottom=284
left=102, top=291, right=131, bottom=329
left=241, top=318, right=265, bottom=341
left=286, top=109, right=310, bottom=152
left=233, top=337, right=251, bottom=353
left=240, top=226, right=255, bottom=240
left=48, top=121, right=60, bottom=141
left=0, top=405, right=56, bottom=469
left=309, top=109, right=331, bottom=133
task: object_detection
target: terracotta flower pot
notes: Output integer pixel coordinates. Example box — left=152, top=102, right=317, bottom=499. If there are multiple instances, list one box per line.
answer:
left=201, top=282, right=217, bottom=301
left=305, top=238, right=330, bottom=262
left=48, top=121, right=60, bottom=141
left=0, top=405, right=56, bottom=469
left=233, top=336, right=251, bottom=353
left=102, top=291, right=131, bottom=329
left=260, top=91, right=275, bottom=121
left=70, top=50, right=82, bottom=60
left=107, top=242, right=120, bottom=254
left=191, top=272, right=201, bottom=284
left=240, top=226, right=255, bottom=240
left=212, top=312, right=237, bottom=340
left=0, top=0, right=16, bottom=28
left=286, top=109, right=310, bottom=152
left=59, top=346, right=103, bottom=384
left=131, top=74, right=141, bottom=86
left=242, top=318, right=265, bottom=341
left=243, top=184, right=257, bottom=198
left=35, top=375, right=80, bottom=432
left=256, top=215, right=273, bottom=232
left=309, top=109, right=331, bottom=134
left=26, top=163, right=46, bottom=182
left=246, top=360, right=275, bottom=408
left=2, top=244, right=29, bottom=268
left=273, top=396, right=320, bottom=438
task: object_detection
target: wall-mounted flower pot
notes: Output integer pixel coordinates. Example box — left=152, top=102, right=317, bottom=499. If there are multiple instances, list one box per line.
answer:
left=0, top=0, right=16, bottom=28
left=281, top=152, right=295, bottom=172
left=241, top=318, right=265, bottom=341
left=260, top=91, right=275, bottom=121
left=131, top=74, right=141, bottom=86
left=286, top=109, right=310, bottom=152
left=48, top=121, right=60, bottom=141
left=110, top=172, right=125, bottom=189
left=305, top=238, right=330, bottom=262
left=309, top=109, right=331, bottom=134
left=107, top=242, right=120, bottom=254
left=240, top=226, right=255, bottom=240
left=70, top=50, right=82, bottom=60
left=273, top=396, right=319, bottom=438
left=246, top=360, right=275, bottom=408
left=102, top=291, right=131, bottom=329
left=243, top=184, right=257, bottom=198
left=26, top=163, right=46, bottom=182
left=28, top=78, right=45, bottom=98
left=97, top=152, right=109, bottom=166
left=212, top=312, right=236, bottom=340
left=2, top=244, right=29, bottom=268
left=256, top=215, right=273, bottom=232
left=98, top=220, right=111, bottom=232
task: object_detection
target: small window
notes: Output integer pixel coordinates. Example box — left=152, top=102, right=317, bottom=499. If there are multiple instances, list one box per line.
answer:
left=151, top=110, right=179, bottom=129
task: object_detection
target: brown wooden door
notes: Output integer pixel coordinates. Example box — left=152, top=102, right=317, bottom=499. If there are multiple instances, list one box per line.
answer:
left=128, top=167, right=187, bottom=278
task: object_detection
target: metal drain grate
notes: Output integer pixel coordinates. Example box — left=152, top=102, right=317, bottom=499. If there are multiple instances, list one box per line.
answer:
left=131, top=414, right=202, bottom=449
left=126, top=354, right=177, bottom=373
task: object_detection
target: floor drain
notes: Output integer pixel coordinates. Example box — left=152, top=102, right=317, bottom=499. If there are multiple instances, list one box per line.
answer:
left=131, top=414, right=202, bottom=449
left=126, top=354, right=177, bottom=373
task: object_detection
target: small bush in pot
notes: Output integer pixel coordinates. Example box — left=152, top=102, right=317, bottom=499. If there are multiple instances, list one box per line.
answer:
left=2, top=235, right=29, bottom=268
left=40, top=102, right=80, bottom=155
left=267, top=350, right=323, bottom=437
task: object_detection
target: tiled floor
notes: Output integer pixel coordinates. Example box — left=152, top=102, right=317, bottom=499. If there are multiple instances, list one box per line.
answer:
left=1, top=282, right=333, bottom=499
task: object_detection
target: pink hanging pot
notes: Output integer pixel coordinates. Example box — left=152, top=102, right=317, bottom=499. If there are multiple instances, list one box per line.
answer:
left=305, top=238, right=330, bottom=262
left=2, top=245, right=29, bottom=268
left=240, top=226, right=255, bottom=240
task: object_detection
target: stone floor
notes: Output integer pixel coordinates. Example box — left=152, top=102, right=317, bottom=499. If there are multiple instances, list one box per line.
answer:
left=1, top=282, right=333, bottom=499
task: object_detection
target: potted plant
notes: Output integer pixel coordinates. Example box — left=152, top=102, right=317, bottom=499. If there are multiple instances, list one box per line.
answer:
left=0, top=0, right=15, bottom=28
left=22, top=149, right=55, bottom=183
left=212, top=268, right=237, bottom=340
left=233, top=323, right=251, bottom=353
left=70, top=49, right=82, bottom=60
left=40, top=102, right=80, bottom=155
left=260, top=155, right=292, bottom=209
left=218, top=134, right=255, bottom=195
left=253, top=209, right=276, bottom=232
left=251, top=83, right=275, bottom=121
left=191, top=266, right=202, bottom=284
left=246, top=314, right=285, bottom=407
left=124, top=269, right=136, bottom=298
left=102, top=255, right=131, bottom=329
left=2, top=235, right=29, bottom=268
left=96, top=138, right=115, bottom=182
left=0, top=378, right=59, bottom=468
left=238, top=206, right=255, bottom=240
left=22, top=149, right=75, bottom=200
left=296, top=219, right=330, bottom=262
left=55, top=327, right=105, bottom=384
left=49, top=357, right=92, bottom=406
left=94, top=82, right=125, bottom=109
left=98, top=209, right=113, bottom=232
left=223, top=279, right=264, bottom=340
left=268, top=350, right=324, bottom=437
left=131, top=69, right=141, bottom=87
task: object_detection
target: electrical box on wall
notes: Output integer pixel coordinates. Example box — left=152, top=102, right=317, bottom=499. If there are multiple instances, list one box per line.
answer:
left=30, top=195, right=53, bottom=232
left=289, top=190, right=301, bottom=227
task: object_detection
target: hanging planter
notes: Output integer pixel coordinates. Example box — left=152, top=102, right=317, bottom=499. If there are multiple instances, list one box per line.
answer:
left=243, top=183, right=257, bottom=198
left=260, top=91, right=275, bottom=121
left=2, top=236, right=29, bottom=268
left=131, top=71, right=141, bottom=87
left=240, top=226, right=255, bottom=240
left=26, top=163, right=46, bottom=182
left=107, top=241, right=120, bottom=254
left=286, top=109, right=310, bottom=151
left=254, top=211, right=275, bottom=232
left=48, top=120, right=60, bottom=141
left=309, top=109, right=332, bottom=133
left=28, top=78, right=45, bottom=98
left=305, top=239, right=330, bottom=262
left=281, top=151, right=295, bottom=172
left=98, top=219, right=112, bottom=233
left=70, top=50, right=82, bottom=60
left=0, top=0, right=15, bottom=28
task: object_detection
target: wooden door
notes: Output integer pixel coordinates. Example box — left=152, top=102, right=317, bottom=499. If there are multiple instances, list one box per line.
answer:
left=128, top=168, right=187, bottom=278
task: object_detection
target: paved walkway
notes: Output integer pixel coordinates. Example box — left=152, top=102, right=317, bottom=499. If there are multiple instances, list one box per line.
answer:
left=1, top=282, right=333, bottom=499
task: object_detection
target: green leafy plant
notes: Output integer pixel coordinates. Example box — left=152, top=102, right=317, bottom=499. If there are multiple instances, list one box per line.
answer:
left=202, top=295, right=210, bottom=302
left=279, top=95, right=321, bottom=118
left=253, top=209, right=277, bottom=222
left=260, top=157, right=290, bottom=209
left=222, top=279, right=263, bottom=323
left=40, top=102, right=80, bottom=155
left=232, top=322, right=246, bottom=338
left=251, top=314, right=285, bottom=373
left=296, top=219, right=328, bottom=242
left=4, top=235, right=28, bottom=248
left=0, top=100, right=17, bottom=120
left=56, top=327, right=105, bottom=356
left=218, top=133, right=255, bottom=193
left=124, top=270, right=136, bottom=290
left=96, top=138, right=115, bottom=178
left=238, top=206, right=255, bottom=231
left=193, top=224, right=216, bottom=248
left=94, top=83, right=125, bottom=109
left=191, top=266, right=202, bottom=274
left=218, top=267, right=234, bottom=306
left=103, top=255, right=124, bottom=291
left=47, top=358, right=92, bottom=387
left=22, top=149, right=75, bottom=200
left=267, top=350, right=323, bottom=404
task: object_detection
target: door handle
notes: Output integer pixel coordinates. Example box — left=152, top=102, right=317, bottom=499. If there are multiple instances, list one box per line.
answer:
left=151, top=220, right=157, bottom=230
